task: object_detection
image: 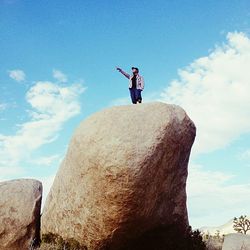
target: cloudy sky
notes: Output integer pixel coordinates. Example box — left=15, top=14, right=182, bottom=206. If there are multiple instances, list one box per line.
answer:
left=1, top=0, right=250, bottom=229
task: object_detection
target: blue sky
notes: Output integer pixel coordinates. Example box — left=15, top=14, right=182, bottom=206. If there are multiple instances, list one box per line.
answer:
left=1, top=0, right=250, bottom=229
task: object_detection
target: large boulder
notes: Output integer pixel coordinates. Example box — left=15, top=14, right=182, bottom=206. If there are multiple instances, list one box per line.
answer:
left=41, top=102, right=196, bottom=249
left=0, top=179, right=42, bottom=250
left=222, top=233, right=250, bottom=250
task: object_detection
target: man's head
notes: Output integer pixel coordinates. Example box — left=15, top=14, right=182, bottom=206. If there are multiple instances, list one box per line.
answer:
left=132, top=67, right=139, bottom=75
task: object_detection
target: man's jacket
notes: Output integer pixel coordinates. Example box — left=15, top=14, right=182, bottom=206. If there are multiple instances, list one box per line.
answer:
left=128, top=74, right=145, bottom=90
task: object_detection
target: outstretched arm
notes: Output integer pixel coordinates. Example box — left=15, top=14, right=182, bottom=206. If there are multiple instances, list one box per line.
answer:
left=116, top=67, right=130, bottom=79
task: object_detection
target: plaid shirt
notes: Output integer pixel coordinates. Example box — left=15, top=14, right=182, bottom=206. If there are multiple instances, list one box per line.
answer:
left=128, top=74, right=145, bottom=90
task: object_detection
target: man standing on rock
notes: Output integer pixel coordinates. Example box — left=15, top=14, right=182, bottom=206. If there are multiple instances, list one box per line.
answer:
left=116, top=66, right=145, bottom=104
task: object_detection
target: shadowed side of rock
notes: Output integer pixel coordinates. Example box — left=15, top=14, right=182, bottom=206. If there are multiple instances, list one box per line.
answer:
left=41, top=102, right=196, bottom=250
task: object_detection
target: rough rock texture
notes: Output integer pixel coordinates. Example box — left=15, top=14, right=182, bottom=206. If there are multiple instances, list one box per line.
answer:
left=222, top=233, right=250, bottom=250
left=41, top=102, right=196, bottom=250
left=0, top=179, right=42, bottom=250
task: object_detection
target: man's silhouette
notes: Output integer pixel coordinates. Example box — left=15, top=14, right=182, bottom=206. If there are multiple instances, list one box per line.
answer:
left=116, top=66, right=145, bottom=104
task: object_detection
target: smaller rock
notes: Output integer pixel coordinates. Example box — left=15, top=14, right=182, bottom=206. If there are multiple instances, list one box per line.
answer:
left=0, top=179, right=42, bottom=250
left=222, top=233, right=250, bottom=250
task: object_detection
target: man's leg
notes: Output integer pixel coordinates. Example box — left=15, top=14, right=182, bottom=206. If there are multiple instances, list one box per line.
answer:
left=135, top=89, right=142, bottom=103
left=129, top=88, right=137, bottom=104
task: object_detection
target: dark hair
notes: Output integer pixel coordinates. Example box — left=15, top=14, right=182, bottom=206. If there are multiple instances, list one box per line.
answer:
left=131, top=67, right=139, bottom=72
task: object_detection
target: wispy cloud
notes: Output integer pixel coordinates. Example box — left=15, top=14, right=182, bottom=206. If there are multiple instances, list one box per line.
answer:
left=0, top=103, right=7, bottom=111
left=109, top=97, right=130, bottom=106
left=238, top=149, right=250, bottom=161
left=0, top=72, right=86, bottom=179
left=28, top=154, right=63, bottom=167
left=52, top=69, right=67, bottom=83
left=0, top=166, right=24, bottom=181
left=159, top=32, right=250, bottom=155
left=8, top=69, right=26, bottom=82
left=187, top=163, right=250, bottom=228
left=40, top=174, right=56, bottom=209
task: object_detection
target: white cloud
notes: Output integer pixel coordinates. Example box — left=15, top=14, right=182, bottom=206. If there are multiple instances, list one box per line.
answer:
left=239, top=149, right=250, bottom=159
left=0, top=166, right=24, bottom=181
left=40, top=174, right=56, bottom=209
left=0, top=103, right=7, bottom=111
left=109, top=97, right=130, bottom=106
left=0, top=79, right=86, bottom=176
left=159, top=31, right=250, bottom=155
left=8, top=69, right=26, bottom=82
left=187, top=163, right=250, bottom=228
left=28, top=154, right=62, bottom=167
left=52, top=69, right=67, bottom=83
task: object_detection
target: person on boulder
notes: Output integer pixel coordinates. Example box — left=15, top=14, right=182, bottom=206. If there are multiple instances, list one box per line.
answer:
left=116, top=66, right=145, bottom=104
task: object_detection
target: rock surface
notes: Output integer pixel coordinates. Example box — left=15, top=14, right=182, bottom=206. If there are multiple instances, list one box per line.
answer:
left=41, top=102, right=196, bottom=250
left=0, top=179, right=42, bottom=250
left=222, top=233, right=250, bottom=250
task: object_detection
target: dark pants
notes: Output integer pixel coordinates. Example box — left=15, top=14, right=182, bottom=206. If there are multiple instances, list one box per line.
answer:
left=129, top=88, right=142, bottom=104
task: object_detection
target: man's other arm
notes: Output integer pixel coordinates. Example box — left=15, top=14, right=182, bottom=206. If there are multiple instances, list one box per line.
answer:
left=116, top=67, right=130, bottom=79
left=140, top=76, right=145, bottom=90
